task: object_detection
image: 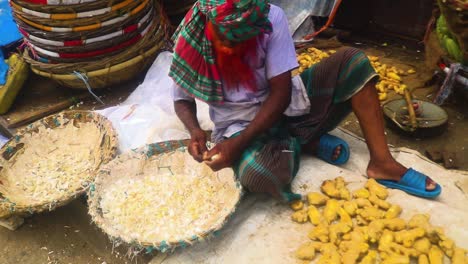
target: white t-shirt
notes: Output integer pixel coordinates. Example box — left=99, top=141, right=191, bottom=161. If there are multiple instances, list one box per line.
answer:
left=173, top=4, right=310, bottom=142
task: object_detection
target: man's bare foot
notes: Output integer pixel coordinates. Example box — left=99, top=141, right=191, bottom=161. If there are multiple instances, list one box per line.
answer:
left=367, top=158, right=437, bottom=191
left=305, top=140, right=342, bottom=161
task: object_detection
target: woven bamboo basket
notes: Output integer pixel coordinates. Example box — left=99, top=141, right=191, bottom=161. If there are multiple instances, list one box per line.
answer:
left=15, top=2, right=153, bottom=41
left=28, top=18, right=158, bottom=63
left=24, top=16, right=165, bottom=73
left=88, top=140, right=242, bottom=253
left=15, top=0, right=125, bottom=13
left=13, top=0, right=150, bottom=30
left=29, top=39, right=165, bottom=89
left=11, top=0, right=143, bottom=27
left=0, top=111, right=118, bottom=219
left=24, top=8, right=154, bottom=53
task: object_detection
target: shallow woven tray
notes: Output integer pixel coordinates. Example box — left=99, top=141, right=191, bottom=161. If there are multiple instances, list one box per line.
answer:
left=88, top=140, right=242, bottom=253
left=11, top=0, right=143, bottom=27
left=0, top=111, right=118, bottom=219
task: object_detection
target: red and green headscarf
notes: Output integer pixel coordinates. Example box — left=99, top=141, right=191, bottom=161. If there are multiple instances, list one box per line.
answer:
left=169, top=0, right=272, bottom=103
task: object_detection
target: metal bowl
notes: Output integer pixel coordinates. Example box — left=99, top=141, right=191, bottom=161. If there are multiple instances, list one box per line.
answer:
left=382, top=99, right=449, bottom=138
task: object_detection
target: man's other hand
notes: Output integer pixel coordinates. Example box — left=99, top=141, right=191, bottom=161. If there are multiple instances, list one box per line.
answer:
left=188, top=129, right=208, bottom=162
left=203, top=136, right=244, bottom=171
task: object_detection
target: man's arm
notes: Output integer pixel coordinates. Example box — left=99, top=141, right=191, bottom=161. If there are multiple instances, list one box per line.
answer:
left=174, top=100, right=200, bottom=133
left=174, top=100, right=207, bottom=162
left=237, top=71, right=292, bottom=147
left=204, top=71, right=292, bottom=170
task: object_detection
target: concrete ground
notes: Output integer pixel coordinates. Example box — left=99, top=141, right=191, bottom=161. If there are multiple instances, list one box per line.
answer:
left=0, top=37, right=466, bottom=264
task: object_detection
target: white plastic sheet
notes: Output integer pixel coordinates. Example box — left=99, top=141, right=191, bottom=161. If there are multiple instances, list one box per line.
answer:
left=98, top=52, right=212, bottom=152
left=0, top=134, right=7, bottom=148
left=151, top=128, right=468, bottom=264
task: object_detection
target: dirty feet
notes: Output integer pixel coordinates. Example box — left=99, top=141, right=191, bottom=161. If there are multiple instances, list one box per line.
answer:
left=366, top=158, right=437, bottom=191
left=307, top=140, right=342, bottom=161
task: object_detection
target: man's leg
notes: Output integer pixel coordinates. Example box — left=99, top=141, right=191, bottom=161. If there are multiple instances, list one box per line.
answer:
left=233, top=136, right=302, bottom=201
left=351, top=82, right=436, bottom=190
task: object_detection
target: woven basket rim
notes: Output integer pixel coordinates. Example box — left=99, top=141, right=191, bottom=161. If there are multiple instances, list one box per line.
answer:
left=22, top=7, right=153, bottom=50
left=87, top=140, right=242, bottom=252
left=29, top=19, right=154, bottom=62
left=11, top=0, right=137, bottom=20
left=14, top=0, right=118, bottom=13
left=17, top=0, right=101, bottom=6
left=22, top=7, right=165, bottom=72
left=15, top=0, right=155, bottom=41
left=14, top=0, right=150, bottom=32
left=12, top=0, right=143, bottom=28
left=0, top=110, right=119, bottom=219
left=28, top=27, right=165, bottom=78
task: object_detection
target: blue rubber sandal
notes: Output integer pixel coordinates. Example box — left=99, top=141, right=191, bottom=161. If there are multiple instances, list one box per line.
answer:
left=317, top=134, right=350, bottom=165
left=376, top=168, right=442, bottom=198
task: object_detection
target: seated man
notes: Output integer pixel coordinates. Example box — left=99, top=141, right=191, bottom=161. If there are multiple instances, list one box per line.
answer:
left=170, top=0, right=441, bottom=201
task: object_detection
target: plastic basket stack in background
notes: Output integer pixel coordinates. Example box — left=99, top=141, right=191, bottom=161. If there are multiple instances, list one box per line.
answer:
left=161, top=0, right=196, bottom=26
left=11, top=0, right=167, bottom=89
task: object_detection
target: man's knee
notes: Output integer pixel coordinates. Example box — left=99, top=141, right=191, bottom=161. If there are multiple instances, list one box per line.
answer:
left=336, top=47, right=367, bottom=59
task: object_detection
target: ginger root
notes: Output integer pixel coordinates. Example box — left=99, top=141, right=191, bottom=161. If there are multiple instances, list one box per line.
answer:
left=338, top=207, right=353, bottom=226
left=357, top=206, right=385, bottom=222
left=360, top=250, right=378, bottom=264
left=321, top=177, right=350, bottom=200
left=414, top=238, right=431, bottom=254
left=329, top=222, right=352, bottom=245
left=385, top=204, right=402, bottom=219
left=418, top=254, right=429, bottom=264
left=368, top=194, right=391, bottom=210
left=321, top=180, right=340, bottom=198
left=316, top=243, right=340, bottom=264
left=292, top=177, right=467, bottom=264
left=353, top=188, right=370, bottom=199
left=307, top=205, right=322, bottom=225
left=340, top=242, right=369, bottom=264
left=395, top=228, right=426, bottom=247
left=308, top=223, right=329, bottom=243
left=452, top=247, right=467, bottom=264
left=355, top=198, right=373, bottom=208
left=291, top=209, right=308, bottom=223
left=343, top=200, right=358, bottom=216
left=407, top=214, right=431, bottom=230
left=365, top=178, right=389, bottom=200
left=381, top=254, right=410, bottom=264
left=295, top=242, right=316, bottom=260
left=290, top=200, right=304, bottom=211
left=323, top=199, right=340, bottom=224
left=428, top=245, right=444, bottom=264
left=383, top=218, right=406, bottom=231
left=307, top=192, right=329, bottom=206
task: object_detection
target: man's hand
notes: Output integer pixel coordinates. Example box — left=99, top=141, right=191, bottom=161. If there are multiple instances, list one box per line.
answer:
left=203, top=136, right=245, bottom=171
left=188, top=128, right=208, bottom=162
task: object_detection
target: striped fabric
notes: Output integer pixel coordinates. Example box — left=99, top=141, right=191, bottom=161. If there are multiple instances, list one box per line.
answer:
left=232, top=47, right=378, bottom=201
left=169, top=0, right=272, bottom=103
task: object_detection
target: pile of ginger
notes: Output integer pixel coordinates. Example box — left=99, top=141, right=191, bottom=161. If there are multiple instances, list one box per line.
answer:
left=291, top=177, right=467, bottom=264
